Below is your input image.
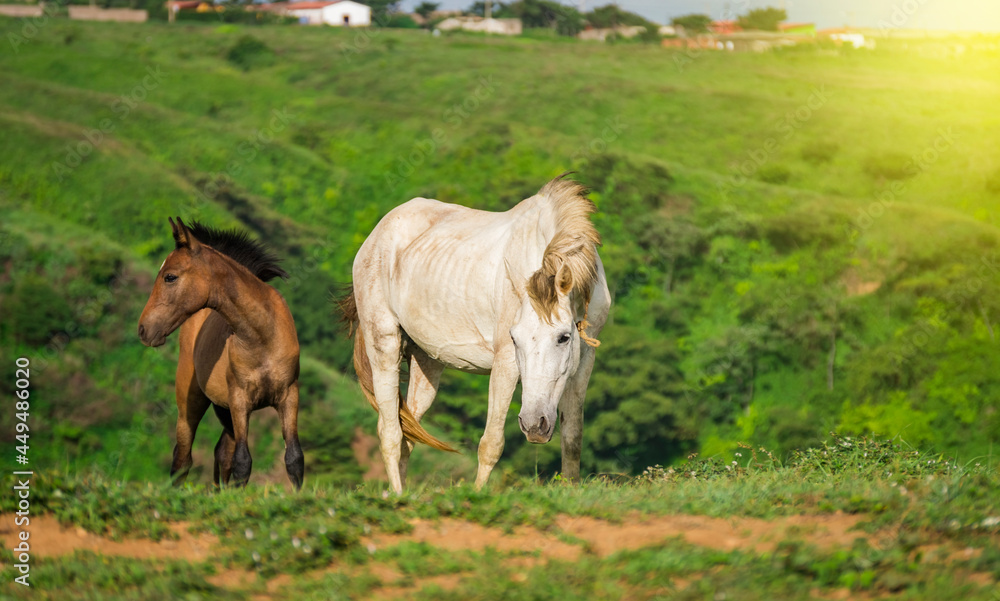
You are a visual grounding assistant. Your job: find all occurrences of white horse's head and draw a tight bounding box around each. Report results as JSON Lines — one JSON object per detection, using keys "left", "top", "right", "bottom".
{"left": 510, "top": 288, "right": 591, "bottom": 443}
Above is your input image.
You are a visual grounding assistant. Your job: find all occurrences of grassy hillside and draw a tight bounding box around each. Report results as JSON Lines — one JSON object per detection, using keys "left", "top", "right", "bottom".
{"left": 1, "top": 19, "right": 1000, "bottom": 486}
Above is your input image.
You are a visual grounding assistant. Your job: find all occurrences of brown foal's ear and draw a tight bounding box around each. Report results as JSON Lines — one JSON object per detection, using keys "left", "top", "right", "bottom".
{"left": 170, "top": 216, "right": 188, "bottom": 249}
{"left": 173, "top": 217, "right": 201, "bottom": 254}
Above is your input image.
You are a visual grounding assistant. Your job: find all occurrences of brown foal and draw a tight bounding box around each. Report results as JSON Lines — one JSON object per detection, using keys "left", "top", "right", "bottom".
{"left": 137, "top": 217, "right": 304, "bottom": 489}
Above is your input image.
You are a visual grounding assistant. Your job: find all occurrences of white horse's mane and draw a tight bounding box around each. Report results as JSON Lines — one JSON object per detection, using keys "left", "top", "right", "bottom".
{"left": 525, "top": 176, "right": 602, "bottom": 335}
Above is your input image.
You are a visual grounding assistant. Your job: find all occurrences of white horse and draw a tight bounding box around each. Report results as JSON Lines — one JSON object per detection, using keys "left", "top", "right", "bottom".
{"left": 340, "top": 175, "right": 611, "bottom": 493}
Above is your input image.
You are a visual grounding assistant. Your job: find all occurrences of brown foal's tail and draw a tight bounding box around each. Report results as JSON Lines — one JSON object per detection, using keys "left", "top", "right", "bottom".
{"left": 338, "top": 287, "right": 457, "bottom": 453}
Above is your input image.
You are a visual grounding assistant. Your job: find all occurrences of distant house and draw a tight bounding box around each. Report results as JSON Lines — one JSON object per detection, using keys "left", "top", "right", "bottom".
{"left": 819, "top": 28, "right": 870, "bottom": 49}
{"left": 166, "top": 0, "right": 214, "bottom": 22}
{"left": 779, "top": 22, "right": 816, "bottom": 36}
{"left": 436, "top": 16, "right": 522, "bottom": 35}
{"left": 709, "top": 20, "right": 741, "bottom": 35}
{"left": 286, "top": 0, "right": 371, "bottom": 26}
{"left": 578, "top": 25, "right": 647, "bottom": 42}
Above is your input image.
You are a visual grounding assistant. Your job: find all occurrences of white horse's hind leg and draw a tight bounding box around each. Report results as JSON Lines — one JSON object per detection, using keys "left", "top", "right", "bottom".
{"left": 475, "top": 347, "right": 519, "bottom": 489}
{"left": 399, "top": 347, "right": 443, "bottom": 486}
{"left": 365, "top": 324, "right": 405, "bottom": 494}
{"left": 559, "top": 344, "right": 596, "bottom": 481}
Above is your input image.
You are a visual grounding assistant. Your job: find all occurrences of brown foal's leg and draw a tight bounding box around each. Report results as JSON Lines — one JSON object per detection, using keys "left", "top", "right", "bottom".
{"left": 212, "top": 404, "right": 237, "bottom": 486}
{"left": 229, "top": 389, "right": 253, "bottom": 487}
{"left": 277, "top": 384, "right": 304, "bottom": 490}
{"left": 171, "top": 357, "right": 211, "bottom": 485}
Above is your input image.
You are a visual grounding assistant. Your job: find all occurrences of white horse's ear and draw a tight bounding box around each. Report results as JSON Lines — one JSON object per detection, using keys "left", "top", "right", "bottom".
{"left": 556, "top": 262, "right": 573, "bottom": 295}
{"left": 504, "top": 258, "right": 525, "bottom": 295}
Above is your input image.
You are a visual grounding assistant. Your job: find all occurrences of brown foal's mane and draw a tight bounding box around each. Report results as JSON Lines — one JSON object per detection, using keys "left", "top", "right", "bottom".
{"left": 187, "top": 222, "right": 289, "bottom": 282}
{"left": 525, "top": 175, "right": 601, "bottom": 330}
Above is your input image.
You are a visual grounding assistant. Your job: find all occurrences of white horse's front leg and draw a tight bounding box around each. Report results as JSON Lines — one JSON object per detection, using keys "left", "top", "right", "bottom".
{"left": 366, "top": 325, "right": 405, "bottom": 494}
{"left": 476, "top": 347, "right": 519, "bottom": 489}
{"left": 559, "top": 344, "right": 596, "bottom": 481}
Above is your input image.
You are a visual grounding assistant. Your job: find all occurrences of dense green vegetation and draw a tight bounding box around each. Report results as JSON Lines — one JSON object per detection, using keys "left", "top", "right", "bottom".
{"left": 1, "top": 18, "right": 999, "bottom": 491}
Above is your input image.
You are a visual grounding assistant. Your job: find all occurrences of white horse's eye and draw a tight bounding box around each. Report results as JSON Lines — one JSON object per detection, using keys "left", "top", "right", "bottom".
{"left": 557, "top": 333, "right": 571, "bottom": 345}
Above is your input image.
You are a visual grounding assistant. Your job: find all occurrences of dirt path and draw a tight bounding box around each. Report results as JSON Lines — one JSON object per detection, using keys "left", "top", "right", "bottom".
{"left": 2, "top": 511, "right": 990, "bottom": 599}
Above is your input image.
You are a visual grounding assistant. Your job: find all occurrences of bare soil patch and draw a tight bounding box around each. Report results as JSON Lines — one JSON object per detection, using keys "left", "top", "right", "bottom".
{"left": 0, "top": 514, "right": 217, "bottom": 561}
{"left": 556, "top": 511, "right": 869, "bottom": 556}
{"left": 366, "top": 517, "right": 581, "bottom": 560}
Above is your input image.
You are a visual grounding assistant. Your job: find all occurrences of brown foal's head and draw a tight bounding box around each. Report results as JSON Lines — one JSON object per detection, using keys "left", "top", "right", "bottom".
{"left": 137, "top": 217, "right": 214, "bottom": 347}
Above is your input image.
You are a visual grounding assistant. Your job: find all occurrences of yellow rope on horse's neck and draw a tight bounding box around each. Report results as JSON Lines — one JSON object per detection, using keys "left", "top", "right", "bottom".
{"left": 576, "top": 304, "right": 601, "bottom": 348}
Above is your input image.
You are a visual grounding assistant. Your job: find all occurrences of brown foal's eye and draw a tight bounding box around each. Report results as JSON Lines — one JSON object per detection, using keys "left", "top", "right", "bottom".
{"left": 164, "top": 274, "right": 178, "bottom": 283}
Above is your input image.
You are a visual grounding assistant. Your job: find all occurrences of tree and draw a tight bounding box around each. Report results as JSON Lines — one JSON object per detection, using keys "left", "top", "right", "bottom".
{"left": 737, "top": 7, "right": 786, "bottom": 31}
{"left": 358, "top": 0, "right": 401, "bottom": 21}
{"left": 414, "top": 1, "right": 439, "bottom": 19}
{"left": 671, "top": 13, "right": 711, "bottom": 33}
{"left": 585, "top": 4, "right": 651, "bottom": 29}
{"left": 466, "top": 1, "right": 514, "bottom": 18}
{"left": 509, "top": 0, "right": 583, "bottom": 36}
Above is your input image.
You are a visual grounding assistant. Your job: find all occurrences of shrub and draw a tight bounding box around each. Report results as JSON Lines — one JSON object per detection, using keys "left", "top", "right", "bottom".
{"left": 801, "top": 141, "right": 838, "bottom": 165}
{"left": 986, "top": 168, "right": 1000, "bottom": 195}
{"left": 226, "top": 35, "right": 275, "bottom": 71}
{"left": 757, "top": 163, "right": 791, "bottom": 184}
{"left": 863, "top": 152, "right": 914, "bottom": 181}
{"left": 4, "top": 274, "right": 74, "bottom": 347}
{"left": 385, "top": 14, "right": 418, "bottom": 28}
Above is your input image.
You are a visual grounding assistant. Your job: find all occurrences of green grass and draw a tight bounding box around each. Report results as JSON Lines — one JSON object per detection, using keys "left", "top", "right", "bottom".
{"left": 1, "top": 16, "right": 1000, "bottom": 487}
{"left": 2, "top": 437, "right": 998, "bottom": 599}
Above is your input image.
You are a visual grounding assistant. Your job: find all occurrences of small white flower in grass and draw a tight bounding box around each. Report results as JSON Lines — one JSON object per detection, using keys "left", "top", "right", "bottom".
{"left": 327, "top": 507, "right": 336, "bottom": 517}
{"left": 318, "top": 525, "right": 327, "bottom": 535}
{"left": 303, "top": 545, "right": 312, "bottom": 554}
{"left": 735, "top": 453, "right": 742, "bottom": 457}
{"left": 292, "top": 537, "right": 302, "bottom": 549}
{"left": 382, "top": 490, "right": 390, "bottom": 499}
{"left": 245, "top": 528, "right": 254, "bottom": 540}
{"left": 949, "top": 519, "right": 961, "bottom": 530}
{"left": 252, "top": 551, "right": 261, "bottom": 564}
{"left": 366, "top": 543, "right": 377, "bottom": 555}
{"left": 153, "top": 510, "right": 160, "bottom": 520}
{"left": 980, "top": 516, "right": 1000, "bottom": 528}
{"left": 732, "top": 461, "right": 737, "bottom": 466}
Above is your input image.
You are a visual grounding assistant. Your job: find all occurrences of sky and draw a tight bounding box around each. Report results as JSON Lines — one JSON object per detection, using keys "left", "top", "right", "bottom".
{"left": 399, "top": 0, "right": 1000, "bottom": 31}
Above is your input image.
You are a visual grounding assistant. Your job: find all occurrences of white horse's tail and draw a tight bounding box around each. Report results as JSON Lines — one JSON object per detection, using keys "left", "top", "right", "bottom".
{"left": 338, "top": 287, "right": 458, "bottom": 453}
